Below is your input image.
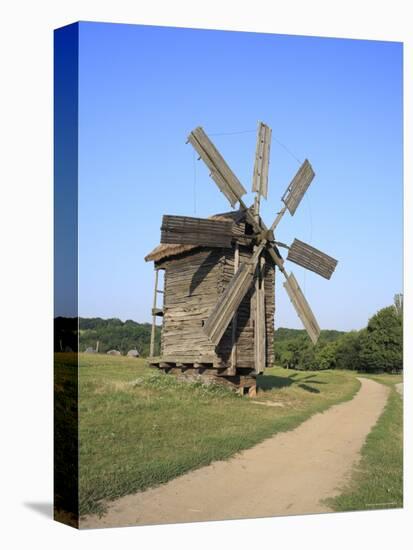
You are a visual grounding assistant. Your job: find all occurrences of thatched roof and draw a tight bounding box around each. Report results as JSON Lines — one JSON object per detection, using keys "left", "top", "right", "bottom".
{"left": 145, "top": 210, "right": 247, "bottom": 263}
{"left": 145, "top": 242, "right": 198, "bottom": 262}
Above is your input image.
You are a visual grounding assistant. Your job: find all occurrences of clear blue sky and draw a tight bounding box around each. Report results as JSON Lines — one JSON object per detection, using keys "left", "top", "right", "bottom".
{"left": 77, "top": 22, "right": 403, "bottom": 331}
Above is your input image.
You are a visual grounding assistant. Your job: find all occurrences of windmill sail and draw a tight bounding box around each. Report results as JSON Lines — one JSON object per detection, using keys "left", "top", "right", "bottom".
{"left": 203, "top": 262, "right": 254, "bottom": 345}
{"left": 161, "top": 215, "right": 233, "bottom": 248}
{"left": 188, "top": 127, "right": 247, "bottom": 207}
{"left": 283, "top": 272, "right": 320, "bottom": 344}
{"left": 252, "top": 122, "right": 272, "bottom": 199}
{"left": 287, "top": 239, "right": 338, "bottom": 279}
{"left": 282, "top": 159, "right": 315, "bottom": 215}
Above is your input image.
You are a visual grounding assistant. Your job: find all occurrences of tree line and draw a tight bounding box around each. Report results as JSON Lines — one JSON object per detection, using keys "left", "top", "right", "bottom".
{"left": 55, "top": 294, "right": 402, "bottom": 371}
{"left": 274, "top": 294, "right": 403, "bottom": 373}
{"left": 79, "top": 317, "right": 160, "bottom": 356}
{"left": 54, "top": 317, "right": 160, "bottom": 356}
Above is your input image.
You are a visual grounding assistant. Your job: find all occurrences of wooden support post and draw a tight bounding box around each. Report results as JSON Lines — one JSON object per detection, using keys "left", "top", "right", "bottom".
{"left": 254, "top": 256, "right": 266, "bottom": 374}
{"left": 270, "top": 205, "right": 287, "bottom": 232}
{"left": 150, "top": 268, "right": 159, "bottom": 358}
{"left": 248, "top": 384, "right": 257, "bottom": 398}
{"left": 253, "top": 193, "right": 261, "bottom": 224}
{"left": 230, "top": 242, "right": 239, "bottom": 375}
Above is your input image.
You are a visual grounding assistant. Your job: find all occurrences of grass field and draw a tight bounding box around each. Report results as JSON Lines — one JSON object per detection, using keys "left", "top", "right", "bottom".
{"left": 327, "top": 372, "right": 403, "bottom": 512}
{"left": 73, "top": 354, "right": 360, "bottom": 516}
{"left": 54, "top": 354, "right": 79, "bottom": 524}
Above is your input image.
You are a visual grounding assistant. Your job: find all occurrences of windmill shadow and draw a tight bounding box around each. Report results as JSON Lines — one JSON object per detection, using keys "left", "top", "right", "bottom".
{"left": 257, "top": 372, "right": 323, "bottom": 393}
{"left": 297, "top": 374, "right": 327, "bottom": 385}
{"left": 258, "top": 375, "right": 294, "bottom": 391}
{"left": 297, "top": 383, "right": 320, "bottom": 393}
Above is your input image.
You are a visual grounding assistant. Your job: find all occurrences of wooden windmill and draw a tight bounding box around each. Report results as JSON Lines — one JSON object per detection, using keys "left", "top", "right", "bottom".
{"left": 145, "top": 123, "right": 338, "bottom": 395}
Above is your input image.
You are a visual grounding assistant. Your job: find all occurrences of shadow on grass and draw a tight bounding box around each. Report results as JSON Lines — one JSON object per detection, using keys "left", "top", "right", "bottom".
{"left": 257, "top": 372, "right": 324, "bottom": 393}
{"left": 257, "top": 375, "right": 294, "bottom": 391}
{"left": 298, "top": 383, "right": 320, "bottom": 393}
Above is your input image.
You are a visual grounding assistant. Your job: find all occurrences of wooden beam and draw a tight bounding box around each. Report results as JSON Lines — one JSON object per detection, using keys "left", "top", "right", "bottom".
{"left": 149, "top": 354, "right": 218, "bottom": 366}
{"left": 229, "top": 243, "right": 240, "bottom": 375}
{"left": 252, "top": 122, "right": 272, "bottom": 199}
{"left": 254, "top": 255, "right": 266, "bottom": 374}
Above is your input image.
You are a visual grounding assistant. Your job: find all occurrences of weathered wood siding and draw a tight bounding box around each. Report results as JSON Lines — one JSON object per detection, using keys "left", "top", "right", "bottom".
{"left": 218, "top": 247, "right": 275, "bottom": 371}
{"left": 263, "top": 251, "right": 275, "bottom": 368}
{"left": 216, "top": 247, "right": 255, "bottom": 370}
{"left": 156, "top": 242, "right": 275, "bottom": 371}
{"left": 157, "top": 248, "right": 224, "bottom": 360}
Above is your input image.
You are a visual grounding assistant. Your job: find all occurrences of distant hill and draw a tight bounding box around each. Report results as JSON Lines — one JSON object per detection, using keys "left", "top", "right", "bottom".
{"left": 79, "top": 317, "right": 161, "bottom": 356}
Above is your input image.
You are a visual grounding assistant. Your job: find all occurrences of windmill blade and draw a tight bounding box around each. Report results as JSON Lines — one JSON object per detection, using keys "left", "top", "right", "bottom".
{"left": 161, "top": 215, "right": 233, "bottom": 248}
{"left": 203, "top": 262, "right": 254, "bottom": 345}
{"left": 282, "top": 159, "right": 315, "bottom": 216}
{"left": 252, "top": 122, "right": 272, "bottom": 199}
{"left": 287, "top": 239, "right": 338, "bottom": 280}
{"left": 187, "top": 127, "right": 247, "bottom": 207}
{"left": 283, "top": 272, "right": 320, "bottom": 344}
{"left": 254, "top": 259, "right": 266, "bottom": 374}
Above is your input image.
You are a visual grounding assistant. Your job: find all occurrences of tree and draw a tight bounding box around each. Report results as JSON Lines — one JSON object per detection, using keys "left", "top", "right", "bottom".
{"left": 394, "top": 293, "right": 403, "bottom": 319}
{"left": 280, "top": 338, "right": 303, "bottom": 369}
{"left": 334, "top": 331, "right": 361, "bottom": 371}
{"left": 358, "top": 306, "right": 403, "bottom": 373}
{"left": 315, "top": 341, "right": 338, "bottom": 370}
{"left": 277, "top": 336, "right": 317, "bottom": 370}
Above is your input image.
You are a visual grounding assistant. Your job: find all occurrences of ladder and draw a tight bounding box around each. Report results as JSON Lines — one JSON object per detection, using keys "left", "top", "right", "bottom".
{"left": 149, "top": 268, "right": 164, "bottom": 357}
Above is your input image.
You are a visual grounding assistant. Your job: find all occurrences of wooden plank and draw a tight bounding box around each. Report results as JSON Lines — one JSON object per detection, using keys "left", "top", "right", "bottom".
{"left": 160, "top": 248, "right": 222, "bottom": 357}
{"left": 287, "top": 238, "right": 338, "bottom": 279}
{"left": 203, "top": 262, "right": 254, "bottom": 345}
{"left": 161, "top": 215, "right": 233, "bottom": 248}
{"left": 283, "top": 272, "right": 320, "bottom": 344}
{"left": 229, "top": 243, "right": 240, "bottom": 374}
{"left": 150, "top": 354, "right": 217, "bottom": 365}
{"left": 282, "top": 159, "right": 315, "bottom": 216}
{"left": 187, "top": 127, "right": 247, "bottom": 207}
{"left": 252, "top": 122, "right": 272, "bottom": 199}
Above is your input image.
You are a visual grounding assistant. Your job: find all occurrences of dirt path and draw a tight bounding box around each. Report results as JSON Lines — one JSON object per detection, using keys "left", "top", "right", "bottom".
{"left": 82, "top": 378, "right": 389, "bottom": 529}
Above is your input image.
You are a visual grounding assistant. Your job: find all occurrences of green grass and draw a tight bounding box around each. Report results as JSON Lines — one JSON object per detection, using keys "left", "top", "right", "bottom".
{"left": 327, "top": 372, "right": 403, "bottom": 512}
{"left": 358, "top": 372, "right": 403, "bottom": 388}
{"left": 54, "top": 353, "right": 79, "bottom": 525}
{"left": 69, "top": 355, "right": 360, "bottom": 516}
